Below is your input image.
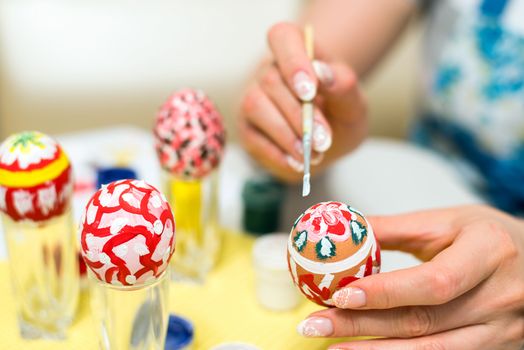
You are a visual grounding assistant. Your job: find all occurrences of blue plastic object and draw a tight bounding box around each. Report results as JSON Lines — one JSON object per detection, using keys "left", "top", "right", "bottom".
{"left": 96, "top": 167, "right": 137, "bottom": 188}
{"left": 165, "top": 314, "right": 194, "bottom": 350}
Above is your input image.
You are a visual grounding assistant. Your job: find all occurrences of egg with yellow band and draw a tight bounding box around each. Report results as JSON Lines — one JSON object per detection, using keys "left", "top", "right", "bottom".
{"left": 0, "top": 131, "right": 73, "bottom": 222}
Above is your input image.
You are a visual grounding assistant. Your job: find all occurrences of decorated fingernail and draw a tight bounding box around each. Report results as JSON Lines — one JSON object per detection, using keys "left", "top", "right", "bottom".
{"left": 333, "top": 287, "right": 367, "bottom": 309}
{"left": 313, "top": 121, "right": 332, "bottom": 152}
{"left": 294, "top": 139, "right": 303, "bottom": 155}
{"left": 311, "top": 152, "right": 324, "bottom": 166}
{"left": 293, "top": 70, "right": 316, "bottom": 102}
{"left": 313, "top": 60, "right": 334, "bottom": 87}
{"left": 286, "top": 155, "right": 304, "bottom": 173}
{"left": 297, "top": 317, "right": 334, "bottom": 337}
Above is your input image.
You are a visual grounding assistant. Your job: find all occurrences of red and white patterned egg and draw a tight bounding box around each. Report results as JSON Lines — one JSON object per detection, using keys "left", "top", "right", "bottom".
{"left": 287, "top": 201, "right": 380, "bottom": 307}
{"left": 154, "top": 88, "right": 226, "bottom": 180}
{"left": 79, "top": 179, "right": 175, "bottom": 287}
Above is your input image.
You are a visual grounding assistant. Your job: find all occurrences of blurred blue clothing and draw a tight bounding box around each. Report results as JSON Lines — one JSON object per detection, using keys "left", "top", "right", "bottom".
{"left": 414, "top": 0, "right": 524, "bottom": 214}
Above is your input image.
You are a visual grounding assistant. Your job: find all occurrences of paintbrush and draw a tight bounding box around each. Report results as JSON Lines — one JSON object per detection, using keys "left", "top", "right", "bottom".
{"left": 302, "top": 24, "right": 314, "bottom": 197}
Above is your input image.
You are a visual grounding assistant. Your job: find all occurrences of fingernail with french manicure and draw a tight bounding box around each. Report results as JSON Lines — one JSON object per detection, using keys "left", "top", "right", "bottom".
{"left": 294, "top": 140, "right": 303, "bottom": 155}
{"left": 313, "top": 60, "right": 334, "bottom": 87}
{"left": 297, "top": 317, "right": 334, "bottom": 337}
{"left": 286, "top": 155, "right": 304, "bottom": 173}
{"left": 311, "top": 152, "right": 324, "bottom": 166}
{"left": 313, "top": 121, "right": 332, "bottom": 152}
{"left": 293, "top": 70, "right": 316, "bottom": 101}
{"left": 333, "top": 287, "right": 367, "bottom": 309}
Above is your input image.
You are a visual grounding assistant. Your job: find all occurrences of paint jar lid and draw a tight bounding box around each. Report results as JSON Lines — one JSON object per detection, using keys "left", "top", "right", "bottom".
{"left": 253, "top": 233, "right": 289, "bottom": 270}
{"left": 242, "top": 176, "right": 284, "bottom": 235}
{"left": 210, "top": 342, "right": 261, "bottom": 350}
{"left": 96, "top": 167, "right": 137, "bottom": 188}
{"left": 165, "top": 314, "right": 194, "bottom": 349}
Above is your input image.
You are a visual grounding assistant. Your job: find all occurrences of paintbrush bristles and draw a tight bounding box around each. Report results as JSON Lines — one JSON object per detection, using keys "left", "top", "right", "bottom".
{"left": 302, "top": 174, "right": 311, "bottom": 197}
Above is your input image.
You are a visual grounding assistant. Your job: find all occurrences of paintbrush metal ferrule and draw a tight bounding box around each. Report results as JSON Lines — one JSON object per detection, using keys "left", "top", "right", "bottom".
{"left": 302, "top": 102, "right": 314, "bottom": 197}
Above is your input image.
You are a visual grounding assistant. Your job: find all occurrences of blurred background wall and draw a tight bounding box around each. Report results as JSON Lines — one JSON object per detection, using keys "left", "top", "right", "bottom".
{"left": 0, "top": 0, "right": 421, "bottom": 140}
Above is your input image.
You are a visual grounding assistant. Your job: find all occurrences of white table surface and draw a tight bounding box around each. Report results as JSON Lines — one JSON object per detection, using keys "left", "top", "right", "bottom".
{"left": 0, "top": 126, "right": 482, "bottom": 272}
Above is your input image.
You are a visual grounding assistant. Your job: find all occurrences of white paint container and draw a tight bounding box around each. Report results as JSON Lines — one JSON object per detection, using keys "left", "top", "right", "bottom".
{"left": 252, "top": 233, "right": 301, "bottom": 311}
{"left": 210, "top": 342, "right": 261, "bottom": 350}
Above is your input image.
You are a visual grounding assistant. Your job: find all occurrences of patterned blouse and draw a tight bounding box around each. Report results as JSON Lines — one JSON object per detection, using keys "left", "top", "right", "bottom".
{"left": 412, "top": 0, "right": 524, "bottom": 214}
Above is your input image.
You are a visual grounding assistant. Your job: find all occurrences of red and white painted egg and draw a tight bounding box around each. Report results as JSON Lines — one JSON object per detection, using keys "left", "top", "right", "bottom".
{"left": 0, "top": 131, "right": 73, "bottom": 222}
{"left": 287, "top": 201, "right": 380, "bottom": 307}
{"left": 154, "top": 88, "right": 226, "bottom": 180}
{"left": 79, "top": 179, "right": 176, "bottom": 287}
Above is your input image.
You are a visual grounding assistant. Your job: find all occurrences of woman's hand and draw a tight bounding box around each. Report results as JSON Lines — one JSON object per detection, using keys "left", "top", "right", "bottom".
{"left": 238, "top": 22, "right": 367, "bottom": 182}
{"left": 297, "top": 205, "right": 524, "bottom": 349}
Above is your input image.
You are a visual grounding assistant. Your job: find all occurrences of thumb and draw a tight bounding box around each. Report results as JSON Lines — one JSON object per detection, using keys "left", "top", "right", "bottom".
{"left": 367, "top": 207, "right": 461, "bottom": 259}
{"left": 313, "top": 60, "right": 365, "bottom": 125}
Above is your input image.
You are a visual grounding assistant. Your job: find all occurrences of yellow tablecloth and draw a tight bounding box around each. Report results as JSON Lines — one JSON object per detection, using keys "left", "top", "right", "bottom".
{"left": 0, "top": 231, "right": 347, "bottom": 350}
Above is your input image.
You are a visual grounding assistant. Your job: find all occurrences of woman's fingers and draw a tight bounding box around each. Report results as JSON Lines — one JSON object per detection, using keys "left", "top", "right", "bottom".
{"left": 241, "top": 85, "right": 302, "bottom": 162}
{"left": 267, "top": 22, "right": 317, "bottom": 102}
{"left": 332, "top": 222, "right": 502, "bottom": 310}
{"left": 238, "top": 119, "right": 286, "bottom": 168}
{"left": 311, "top": 61, "right": 367, "bottom": 158}
{"left": 299, "top": 308, "right": 445, "bottom": 339}
{"left": 318, "top": 62, "right": 365, "bottom": 125}
{"left": 367, "top": 207, "right": 467, "bottom": 258}
{"left": 260, "top": 64, "right": 333, "bottom": 157}
{"left": 312, "top": 112, "right": 332, "bottom": 153}
{"left": 300, "top": 289, "right": 490, "bottom": 339}
{"left": 292, "top": 206, "right": 523, "bottom": 350}
{"left": 313, "top": 60, "right": 335, "bottom": 87}
{"left": 260, "top": 65, "right": 304, "bottom": 137}
{"left": 328, "top": 324, "right": 495, "bottom": 350}
{"left": 238, "top": 119, "right": 300, "bottom": 181}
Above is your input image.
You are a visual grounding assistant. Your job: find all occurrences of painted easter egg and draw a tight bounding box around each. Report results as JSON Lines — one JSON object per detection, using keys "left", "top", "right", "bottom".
{"left": 79, "top": 179, "right": 176, "bottom": 287}
{"left": 154, "top": 88, "right": 226, "bottom": 180}
{"left": 0, "top": 131, "right": 73, "bottom": 222}
{"left": 287, "top": 201, "right": 380, "bottom": 307}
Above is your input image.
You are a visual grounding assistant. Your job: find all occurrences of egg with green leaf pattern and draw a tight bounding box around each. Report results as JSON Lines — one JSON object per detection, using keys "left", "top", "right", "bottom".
{"left": 287, "top": 201, "right": 380, "bottom": 307}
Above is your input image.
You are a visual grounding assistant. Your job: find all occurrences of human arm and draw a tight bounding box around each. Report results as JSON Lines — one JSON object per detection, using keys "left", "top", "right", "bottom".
{"left": 238, "top": 0, "right": 416, "bottom": 182}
